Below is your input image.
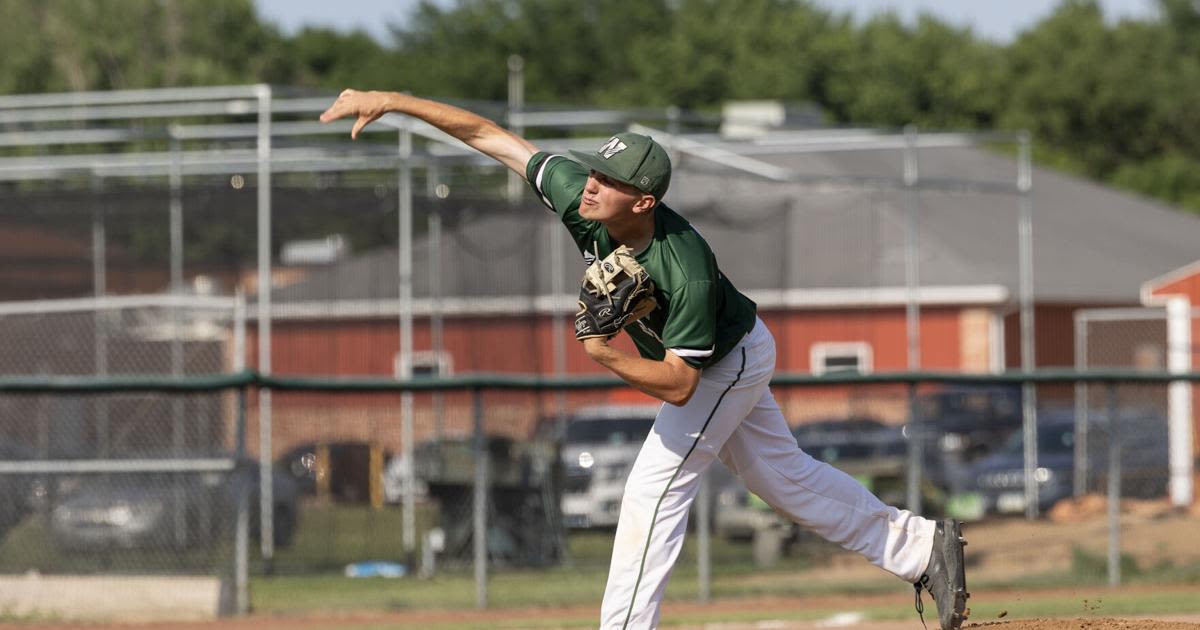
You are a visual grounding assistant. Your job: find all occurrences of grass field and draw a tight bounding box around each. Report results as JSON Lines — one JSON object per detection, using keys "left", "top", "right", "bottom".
{"left": 242, "top": 504, "right": 1200, "bottom": 630}
{"left": 247, "top": 559, "right": 1200, "bottom": 617}
{"left": 248, "top": 504, "right": 1200, "bottom": 613}
{"left": 4, "top": 503, "right": 1199, "bottom": 628}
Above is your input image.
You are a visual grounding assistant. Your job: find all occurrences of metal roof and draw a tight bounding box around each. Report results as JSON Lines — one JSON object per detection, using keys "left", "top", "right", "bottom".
{"left": 268, "top": 143, "right": 1200, "bottom": 309}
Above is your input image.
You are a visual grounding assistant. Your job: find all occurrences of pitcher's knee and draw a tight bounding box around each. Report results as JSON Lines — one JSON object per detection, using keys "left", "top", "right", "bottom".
{"left": 622, "top": 476, "right": 663, "bottom": 507}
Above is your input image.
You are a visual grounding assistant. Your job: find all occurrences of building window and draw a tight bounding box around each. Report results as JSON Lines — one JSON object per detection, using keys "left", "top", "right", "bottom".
{"left": 1132, "top": 342, "right": 1164, "bottom": 370}
{"left": 810, "top": 342, "right": 872, "bottom": 376}
{"left": 394, "top": 350, "right": 454, "bottom": 379}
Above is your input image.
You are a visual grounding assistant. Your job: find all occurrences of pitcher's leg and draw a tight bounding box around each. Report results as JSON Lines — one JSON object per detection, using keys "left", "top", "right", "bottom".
{"left": 598, "top": 426, "right": 706, "bottom": 630}
{"left": 717, "top": 390, "right": 936, "bottom": 582}
{"left": 600, "top": 347, "right": 768, "bottom": 629}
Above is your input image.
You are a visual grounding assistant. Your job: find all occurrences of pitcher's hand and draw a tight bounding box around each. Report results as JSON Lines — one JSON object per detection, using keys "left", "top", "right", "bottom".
{"left": 319, "top": 89, "right": 387, "bottom": 139}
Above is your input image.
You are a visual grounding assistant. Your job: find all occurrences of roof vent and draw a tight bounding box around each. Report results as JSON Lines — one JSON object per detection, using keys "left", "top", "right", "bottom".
{"left": 281, "top": 234, "right": 347, "bottom": 266}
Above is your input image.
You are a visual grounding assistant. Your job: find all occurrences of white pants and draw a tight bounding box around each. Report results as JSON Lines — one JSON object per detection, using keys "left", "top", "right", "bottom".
{"left": 598, "top": 318, "right": 936, "bottom": 630}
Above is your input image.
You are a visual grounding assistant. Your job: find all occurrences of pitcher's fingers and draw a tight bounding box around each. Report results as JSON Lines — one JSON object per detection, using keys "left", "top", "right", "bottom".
{"left": 319, "top": 90, "right": 361, "bottom": 123}
{"left": 351, "top": 114, "right": 380, "bottom": 140}
{"left": 319, "top": 102, "right": 348, "bottom": 123}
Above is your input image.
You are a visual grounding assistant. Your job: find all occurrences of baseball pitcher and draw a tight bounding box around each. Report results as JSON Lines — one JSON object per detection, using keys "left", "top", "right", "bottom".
{"left": 320, "top": 90, "right": 969, "bottom": 630}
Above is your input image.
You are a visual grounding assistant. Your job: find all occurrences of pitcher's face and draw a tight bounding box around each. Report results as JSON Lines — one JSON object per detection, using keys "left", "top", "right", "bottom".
{"left": 579, "top": 170, "right": 648, "bottom": 223}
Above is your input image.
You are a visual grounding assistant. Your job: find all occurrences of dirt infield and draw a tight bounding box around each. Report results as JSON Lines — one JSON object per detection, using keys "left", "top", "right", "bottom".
{"left": 669, "top": 614, "right": 1200, "bottom": 629}
{"left": 24, "top": 591, "right": 1200, "bottom": 630}
{"left": 963, "top": 620, "right": 1200, "bottom": 630}
{"left": 680, "top": 618, "right": 1200, "bottom": 629}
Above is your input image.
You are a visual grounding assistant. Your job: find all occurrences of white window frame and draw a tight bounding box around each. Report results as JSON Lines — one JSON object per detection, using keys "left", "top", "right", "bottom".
{"left": 394, "top": 350, "right": 454, "bottom": 379}
{"left": 810, "top": 341, "right": 873, "bottom": 376}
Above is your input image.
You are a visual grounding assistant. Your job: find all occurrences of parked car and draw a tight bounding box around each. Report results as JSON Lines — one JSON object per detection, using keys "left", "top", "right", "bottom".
{"left": 277, "top": 441, "right": 391, "bottom": 503}
{"left": 916, "top": 385, "right": 1023, "bottom": 446}
{"left": 964, "top": 408, "right": 1170, "bottom": 515}
{"left": 50, "top": 458, "right": 300, "bottom": 551}
{"left": 0, "top": 440, "right": 36, "bottom": 543}
{"left": 401, "top": 433, "right": 565, "bottom": 568}
{"left": 916, "top": 385, "right": 1022, "bottom": 460}
{"left": 795, "top": 418, "right": 911, "bottom": 506}
{"left": 548, "top": 406, "right": 657, "bottom": 529}
{"left": 911, "top": 385, "right": 1027, "bottom": 497}
{"left": 714, "top": 417, "right": 914, "bottom": 562}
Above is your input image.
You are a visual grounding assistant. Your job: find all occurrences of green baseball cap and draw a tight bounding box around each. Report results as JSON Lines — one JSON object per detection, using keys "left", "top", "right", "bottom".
{"left": 569, "top": 132, "right": 672, "bottom": 203}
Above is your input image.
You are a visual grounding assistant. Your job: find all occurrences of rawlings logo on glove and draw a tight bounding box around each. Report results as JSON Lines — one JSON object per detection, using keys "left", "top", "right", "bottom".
{"left": 575, "top": 245, "right": 657, "bottom": 341}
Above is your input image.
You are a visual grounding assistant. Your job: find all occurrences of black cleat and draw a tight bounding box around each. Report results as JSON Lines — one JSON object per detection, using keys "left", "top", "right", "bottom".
{"left": 913, "top": 518, "right": 969, "bottom": 630}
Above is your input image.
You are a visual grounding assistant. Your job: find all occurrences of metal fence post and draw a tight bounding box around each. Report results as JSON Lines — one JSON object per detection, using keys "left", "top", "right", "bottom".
{"left": 91, "top": 178, "right": 110, "bottom": 458}
{"left": 903, "top": 125, "right": 921, "bottom": 372}
{"left": 1073, "top": 312, "right": 1089, "bottom": 497}
{"left": 429, "top": 198, "right": 446, "bottom": 447}
{"left": 234, "top": 474, "right": 250, "bottom": 615}
{"left": 1106, "top": 382, "right": 1122, "bottom": 587}
{"left": 905, "top": 382, "right": 924, "bottom": 515}
{"left": 234, "top": 386, "right": 249, "bottom": 615}
{"left": 398, "top": 120, "right": 416, "bottom": 559}
{"left": 506, "top": 54, "right": 525, "bottom": 202}
{"left": 1017, "top": 131, "right": 1039, "bottom": 520}
{"left": 473, "top": 386, "right": 489, "bottom": 609}
{"left": 254, "top": 83, "right": 275, "bottom": 573}
{"left": 170, "top": 136, "right": 187, "bottom": 547}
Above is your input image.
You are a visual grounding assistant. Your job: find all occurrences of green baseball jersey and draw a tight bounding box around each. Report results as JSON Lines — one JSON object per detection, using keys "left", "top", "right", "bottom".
{"left": 527, "top": 152, "right": 757, "bottom": 369}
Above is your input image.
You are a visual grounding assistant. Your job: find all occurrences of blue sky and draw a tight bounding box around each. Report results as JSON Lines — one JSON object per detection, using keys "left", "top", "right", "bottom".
{"left": 255, "top": 0, "right": 1158, "bottom": 44}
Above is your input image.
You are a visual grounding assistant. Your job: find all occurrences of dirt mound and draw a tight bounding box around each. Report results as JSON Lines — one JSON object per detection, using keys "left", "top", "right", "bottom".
{"left": 1047, "top": 494, "right": 1178, "bottom": 524}
{"left": 791, "top": 510, "right": 1200, "bottom": 584}
{"left": 967, "top": 619, "right": 1200, "bottom": 629}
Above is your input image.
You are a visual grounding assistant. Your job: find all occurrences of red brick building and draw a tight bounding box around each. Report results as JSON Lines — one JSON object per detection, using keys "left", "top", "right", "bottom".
{"left": 244, "top": 144, "right": 1200, "bottom": 468}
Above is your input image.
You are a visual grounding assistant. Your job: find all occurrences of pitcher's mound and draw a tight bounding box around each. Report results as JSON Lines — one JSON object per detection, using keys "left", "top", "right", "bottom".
{"left": 966, "top": 619, "right": 1200, "bottom": 629}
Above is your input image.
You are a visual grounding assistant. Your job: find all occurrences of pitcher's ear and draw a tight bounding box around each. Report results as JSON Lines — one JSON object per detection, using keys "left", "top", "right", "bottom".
{"left": 633, "top": 193, "right": 658, "bottom": 214}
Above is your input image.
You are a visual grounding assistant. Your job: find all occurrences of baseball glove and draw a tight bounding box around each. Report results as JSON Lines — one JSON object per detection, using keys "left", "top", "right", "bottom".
{"left": 575, "top": 245, "right": 658, "bottom": 340}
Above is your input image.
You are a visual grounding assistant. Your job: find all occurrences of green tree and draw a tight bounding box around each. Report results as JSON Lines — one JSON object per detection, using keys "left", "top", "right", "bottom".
{"left": 286, "top": 27, "right": 399, "bottom": 90}
{"left": 823, "top": 13, "right": 1004, "bottom": 128}
{"left": 617, "top": 0, "right": 846, "bottom": 108}
{"left": 1158, "top": 0, "right": 1200, "bottom": 54}
{"left": 1000, "top": 1, "right": 1190, "bottom": 174}
{"left": 1112, "top": 153, "right": 1200, "bottom": 212}
{"left": 3, "top": 0, "right": 1200, "bottom": 216}
{"left": 0, "top": 0, "right": 294, "bottom": 93}
{"left": 390, "top": 0, "right": 674, "bottom": 105}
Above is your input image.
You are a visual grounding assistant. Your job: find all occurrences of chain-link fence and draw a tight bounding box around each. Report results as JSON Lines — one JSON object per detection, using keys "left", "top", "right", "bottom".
{"left": 0, "top": 295, "right": 248, "bottom": 618}
{"left": 1075, "top": 305, "right": 1198, "bottom": 512}
{"left": 1, "top": 371, "right": 1196, "bottom": 619}
{"left": 2, "top": 86, "right": 1198, "bottom": 621}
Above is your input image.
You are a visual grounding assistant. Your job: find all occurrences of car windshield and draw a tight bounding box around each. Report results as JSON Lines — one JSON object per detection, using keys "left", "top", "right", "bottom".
{"left": 919, "top": 388, "right": 1020, "bottom": 418}
{"left": 565, "top": 418, "right": 652, "bottom": 445}
{"left": 793, "top": 425, "right": 904, "bottom": 461}
{"left": 999, "top": 423, "right": 1075, "bottom": 456}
